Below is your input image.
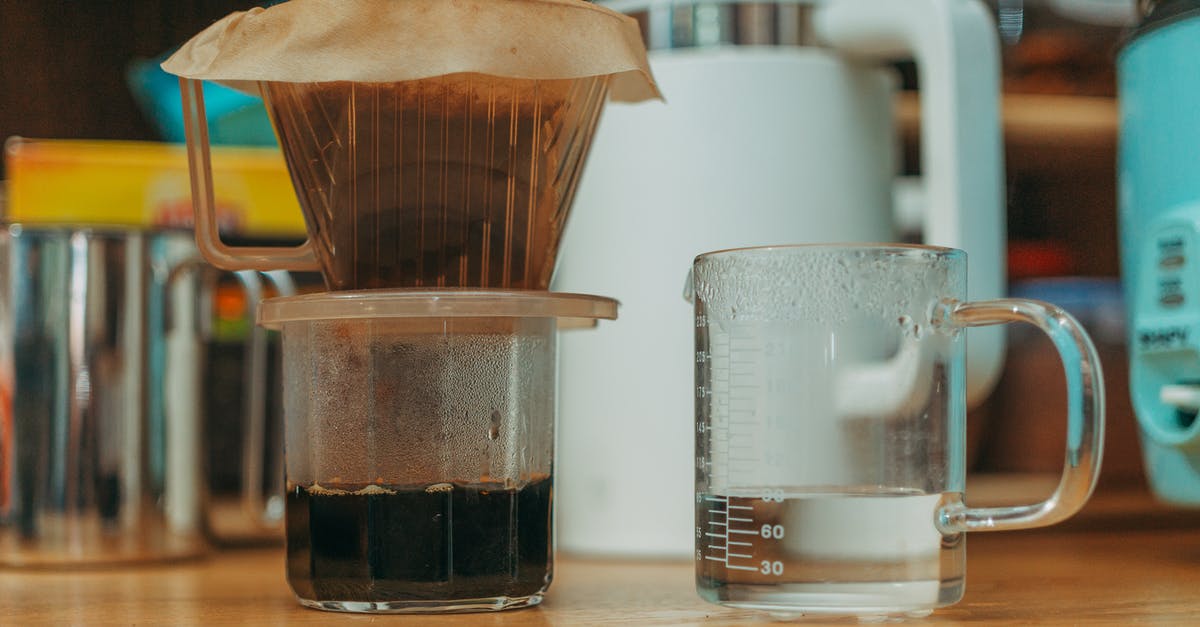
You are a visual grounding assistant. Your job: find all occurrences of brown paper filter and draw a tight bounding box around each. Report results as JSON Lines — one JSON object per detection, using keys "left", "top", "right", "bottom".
{"left": 163, "top": 0, "right": 658, "bottom": 290}
{"left": 161, "top": 0, "right": 660, "bottom": 102}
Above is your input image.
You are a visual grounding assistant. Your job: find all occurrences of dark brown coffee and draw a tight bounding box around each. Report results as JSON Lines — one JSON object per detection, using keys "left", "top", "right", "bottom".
{"left": 285, "top": 476, "right": 552, "bottom": 604}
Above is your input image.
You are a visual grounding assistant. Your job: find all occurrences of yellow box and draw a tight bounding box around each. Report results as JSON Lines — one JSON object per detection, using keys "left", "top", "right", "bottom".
{"left": 5, "top": 138, "right": 306, "bottom": 238}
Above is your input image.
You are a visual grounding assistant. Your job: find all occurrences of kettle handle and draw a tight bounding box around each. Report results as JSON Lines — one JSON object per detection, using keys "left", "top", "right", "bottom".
{"left": 813, "top": 0, "right": 1007, "bottom": 407}
{"left": 179, "top": 78, "right": 320, "bottom": 272}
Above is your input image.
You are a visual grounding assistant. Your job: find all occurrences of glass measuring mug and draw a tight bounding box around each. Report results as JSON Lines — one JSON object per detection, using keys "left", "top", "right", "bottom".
{"left": 690, "top": 244, "right": 1104, "bottom": 618}
{"left": 258, "top": 289, "right": 615, "bottom": 613}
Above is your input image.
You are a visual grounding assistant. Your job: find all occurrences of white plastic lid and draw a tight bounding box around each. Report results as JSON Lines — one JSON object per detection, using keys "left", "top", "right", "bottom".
{"left": 258, "top": 289, "right": 618, "bottom": 329}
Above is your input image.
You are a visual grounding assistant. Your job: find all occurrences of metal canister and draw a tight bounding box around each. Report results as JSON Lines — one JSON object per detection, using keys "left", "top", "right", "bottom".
{"left": 0, "top": 225, "right": 209, "bottom": 565}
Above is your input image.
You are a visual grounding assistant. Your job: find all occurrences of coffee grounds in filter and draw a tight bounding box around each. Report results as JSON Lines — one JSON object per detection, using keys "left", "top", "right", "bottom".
{"left": 265, "top": 75, "right": 606, "bottom": 290}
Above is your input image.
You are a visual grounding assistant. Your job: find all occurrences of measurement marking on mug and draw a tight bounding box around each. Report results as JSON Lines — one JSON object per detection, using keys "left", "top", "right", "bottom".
{"left": 728, "top": 516, "right": 752, "bottom": 522}
{"left": 704, "top": 496, "right": 728, "bottom": 503}
{"left": 728, "top": 504, "right": 753, "bottom": 510}
{"left": 703, "top": 551, "right": 759, "bottom": 570}
{"left": 728, "top": 540, "right": 752, "bottom": 546}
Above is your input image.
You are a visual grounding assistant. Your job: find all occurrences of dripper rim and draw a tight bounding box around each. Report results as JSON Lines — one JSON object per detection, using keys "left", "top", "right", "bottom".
{"left": 258, "top": 288, "right": 618, "bottom": 328}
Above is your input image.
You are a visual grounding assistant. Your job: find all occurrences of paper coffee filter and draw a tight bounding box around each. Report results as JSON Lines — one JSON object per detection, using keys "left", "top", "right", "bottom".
{"left": 161, "top": 0, "right": 660, "bottom": 102}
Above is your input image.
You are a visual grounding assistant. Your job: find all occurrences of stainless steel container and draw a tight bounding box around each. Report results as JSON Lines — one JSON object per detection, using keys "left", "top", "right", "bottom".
{"left": 0, "top": 225, "right": 209, "bottom": 565}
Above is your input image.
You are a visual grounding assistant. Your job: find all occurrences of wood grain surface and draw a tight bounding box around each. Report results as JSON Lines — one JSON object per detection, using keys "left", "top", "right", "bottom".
{"left": 2, "top": 500, "right": 1200, "bottom": 626}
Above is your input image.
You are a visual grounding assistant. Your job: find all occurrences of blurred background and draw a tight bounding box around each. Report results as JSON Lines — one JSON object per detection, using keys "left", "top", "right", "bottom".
{"left": 0, "top": 2, "right": 258, "bottom": 174}
{"left": 0, "top": 0, "right": 1179, "bottom": 548}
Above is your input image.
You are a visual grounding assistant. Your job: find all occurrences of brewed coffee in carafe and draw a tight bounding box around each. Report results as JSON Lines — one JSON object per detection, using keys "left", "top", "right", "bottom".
{"left": 264, "top": 75, "right": 608, "bottom": 290}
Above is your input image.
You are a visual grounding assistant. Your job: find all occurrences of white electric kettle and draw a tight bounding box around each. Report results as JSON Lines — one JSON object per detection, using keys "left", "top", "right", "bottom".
{"left": 553, "top": 0, "right": 1006, "bottom": 557}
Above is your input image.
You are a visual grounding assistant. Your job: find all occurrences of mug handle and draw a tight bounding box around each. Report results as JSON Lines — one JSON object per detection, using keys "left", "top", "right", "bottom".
{"left": 236, "top": 270, "right": 296, "bottom": 530}
{"left": 180, "top": 78, "right": 320, "bottom": 272}
{"left": 160, "top": 255, "right": 212, "bottom": 535}
{"left": 935, "top": 298, "right": 1106, "bottom": 533}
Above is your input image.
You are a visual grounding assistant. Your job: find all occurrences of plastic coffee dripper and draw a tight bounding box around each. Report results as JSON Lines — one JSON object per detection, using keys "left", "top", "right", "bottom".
{"left": 182, "top": 75, "right": 610, "bottom": 290}
{"left": 164, "top": 0, "right": 659, "bottom": 290}
{"left": 164, "top": 0, "right": 657, "bottom": 613}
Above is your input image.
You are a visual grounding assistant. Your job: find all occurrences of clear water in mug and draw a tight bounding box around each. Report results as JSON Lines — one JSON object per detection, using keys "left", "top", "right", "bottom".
{"left": 695, "top": 489, "right": 965, "bottom": 618}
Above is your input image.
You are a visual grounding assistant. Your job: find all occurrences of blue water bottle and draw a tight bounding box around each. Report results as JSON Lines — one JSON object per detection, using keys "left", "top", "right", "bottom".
{"left": 1119, "top": 0, "right": 1200, "bottom": 504}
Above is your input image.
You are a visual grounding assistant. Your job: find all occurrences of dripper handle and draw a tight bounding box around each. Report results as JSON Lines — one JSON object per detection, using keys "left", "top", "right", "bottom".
{"left": 180, "top": 78, "right": 320, "bottom": 272}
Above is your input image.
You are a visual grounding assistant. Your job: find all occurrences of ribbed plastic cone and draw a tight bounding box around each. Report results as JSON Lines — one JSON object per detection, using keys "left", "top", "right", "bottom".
{"left": 262, "top": 75, "right": 610, "bottom": 290}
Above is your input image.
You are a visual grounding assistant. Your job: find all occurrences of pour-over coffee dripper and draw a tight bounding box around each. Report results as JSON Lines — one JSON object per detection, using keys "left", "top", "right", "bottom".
{"left": 177, "top": 74, "right": 618, "bottom": 611}
{"left": 164, "top": 0, "right": 658, "bottom": 613}
{"left": 182, "top": 74, "right": 610, "bottom": 290}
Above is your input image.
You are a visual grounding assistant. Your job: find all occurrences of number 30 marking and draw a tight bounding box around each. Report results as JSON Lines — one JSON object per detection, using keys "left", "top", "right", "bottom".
{"left": 760, "top": 560, "right": 784, "bottom": 576}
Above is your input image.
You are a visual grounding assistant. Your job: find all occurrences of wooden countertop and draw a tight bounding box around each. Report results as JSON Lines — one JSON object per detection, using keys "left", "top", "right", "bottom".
{"left": 3, "top": 486, "right": 1200, "bottom": 625}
